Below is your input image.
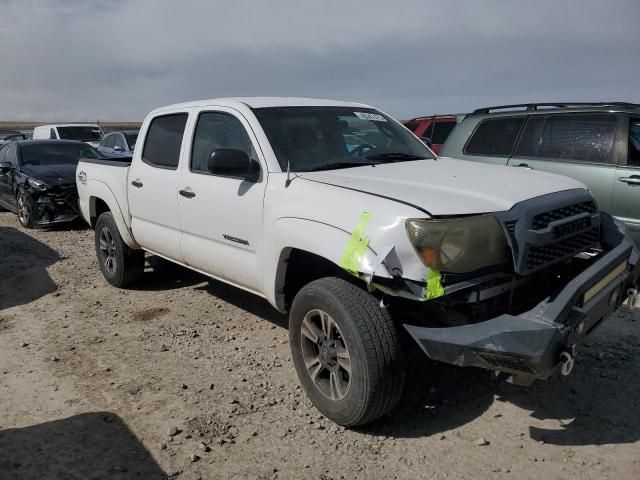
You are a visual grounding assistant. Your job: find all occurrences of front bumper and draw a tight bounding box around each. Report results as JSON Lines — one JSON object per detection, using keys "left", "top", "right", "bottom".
{"left": 404, "top": 215, "right": 640, "bottom": 382}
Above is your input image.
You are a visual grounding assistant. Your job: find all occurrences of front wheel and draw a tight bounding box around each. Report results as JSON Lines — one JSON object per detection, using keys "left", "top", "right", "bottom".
{"left": 289, "top": 277, "right": 405, "bottom": 426}
{"left": 95, "top": 212, "right": 144, "bottom": 287}
{"left": 16, "top": 191, "right": 35, "bottom": 228}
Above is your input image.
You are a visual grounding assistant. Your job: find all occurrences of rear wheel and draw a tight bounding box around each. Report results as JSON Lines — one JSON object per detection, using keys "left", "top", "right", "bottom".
{"left": 289, "top": 277, "right": 405, "bottom": 426}
{"left": 16, "top": 191, "right": 34, "bottom": 228}
{"left": 95, "top": 212, "right": 144, "bottom": 287}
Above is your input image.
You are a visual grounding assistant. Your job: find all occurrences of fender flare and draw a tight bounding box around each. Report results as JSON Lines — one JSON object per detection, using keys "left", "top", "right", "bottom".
{"left": 263, "top": 217, "right": 387, "bottom": 311}
{"left": 87, "top": 180, "right": 139, "bottom": 249}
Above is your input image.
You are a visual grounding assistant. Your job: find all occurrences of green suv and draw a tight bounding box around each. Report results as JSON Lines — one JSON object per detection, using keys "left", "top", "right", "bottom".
{"left": 440, "top": 102, "right": 640, "bottom": 245}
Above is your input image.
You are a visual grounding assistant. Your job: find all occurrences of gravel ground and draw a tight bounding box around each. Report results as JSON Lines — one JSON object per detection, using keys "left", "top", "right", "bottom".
{"left": 1, "top": 211, "right": 639, "bottom": 480}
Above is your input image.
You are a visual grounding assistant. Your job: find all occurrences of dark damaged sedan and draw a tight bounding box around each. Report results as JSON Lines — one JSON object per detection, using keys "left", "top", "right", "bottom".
{"left": 0, "top": 140, "right": 103, "bottom": 228}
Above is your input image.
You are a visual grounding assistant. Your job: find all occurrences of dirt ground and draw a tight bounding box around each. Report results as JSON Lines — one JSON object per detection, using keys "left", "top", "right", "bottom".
{"left": 0, "top": 211, "right": 639, "bottom": 480}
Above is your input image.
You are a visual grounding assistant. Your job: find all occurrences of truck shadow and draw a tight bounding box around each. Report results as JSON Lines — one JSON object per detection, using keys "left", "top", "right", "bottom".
{"left": 495, "top": 307, "right": 640, "bottom": 447}
{"left": 130, "top": 255, "right": 209, "bottom": 292}
{"left": 360, "top": 309, "right": 640, "bottom": 447}
{"left": 355, "top": 342, "right": 496, "bottom": 439}
{"left": 0, "top": 226, "right": 60, "bottom": 311}
{"left": 0, "top": 412, "right": 167, "bottom": 479}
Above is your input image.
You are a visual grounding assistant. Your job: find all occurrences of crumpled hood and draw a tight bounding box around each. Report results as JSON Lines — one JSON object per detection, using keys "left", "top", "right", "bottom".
{"left": 20, "top": 163, "right": 77, "bottom": 186}
{"left": 297, "top": 158, "right": 587, "bottom": 215}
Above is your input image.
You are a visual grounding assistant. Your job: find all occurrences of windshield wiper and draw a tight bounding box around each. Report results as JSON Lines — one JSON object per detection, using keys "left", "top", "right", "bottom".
{"left": 365, "top": 152, "right": 427, "bottom": 162}
{"left": 305, "top": 161, "right": 376, "bottom": 172}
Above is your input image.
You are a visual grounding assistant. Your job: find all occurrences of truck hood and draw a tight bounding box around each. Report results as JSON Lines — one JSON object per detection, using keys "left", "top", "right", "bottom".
{"left": 297, "top": 158, "right": 587, "bottom": 216}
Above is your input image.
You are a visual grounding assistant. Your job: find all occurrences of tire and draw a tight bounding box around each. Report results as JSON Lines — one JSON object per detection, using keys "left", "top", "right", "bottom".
{"left": 289, "top": 277, "right": 405, "bottom": 426}
{"left": 16, "top": 190, "right": 35, "bottom": 228}
{"left": 94, "top": 212, "right": 144, "bottom": 287}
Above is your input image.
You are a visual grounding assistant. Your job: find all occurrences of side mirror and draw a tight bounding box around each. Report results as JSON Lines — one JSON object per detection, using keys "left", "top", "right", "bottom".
{"left": 113, "top": 145, "right": 123, "bottom": 152}
{"left": 421, "top": 137, "right": 433, "bottom": 148}
{"left": 207, "top": 148, "right": 260, "bottom": 182}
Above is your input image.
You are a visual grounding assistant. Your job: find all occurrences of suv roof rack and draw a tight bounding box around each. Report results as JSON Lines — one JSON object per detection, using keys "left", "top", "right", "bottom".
{"left": 472, "top": 102, "right": 640, "bottom": 115}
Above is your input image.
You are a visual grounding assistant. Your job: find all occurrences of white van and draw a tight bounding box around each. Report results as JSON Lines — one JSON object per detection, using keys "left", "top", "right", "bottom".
{"left": 32, "top": 124, "right": 104, "bottom": 147}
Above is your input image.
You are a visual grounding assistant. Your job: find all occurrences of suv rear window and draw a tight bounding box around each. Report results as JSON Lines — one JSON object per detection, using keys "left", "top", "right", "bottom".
{"left": 464, "top": 117, "right": 525, "bottom": 156}
{"left": 142, "top": 114, "right": 188, "bottom": 169}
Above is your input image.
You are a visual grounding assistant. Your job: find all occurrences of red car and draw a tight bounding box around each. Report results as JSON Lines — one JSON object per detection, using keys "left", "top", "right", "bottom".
{"left": 403, "top": 115, "right": 461, "bottom": 154}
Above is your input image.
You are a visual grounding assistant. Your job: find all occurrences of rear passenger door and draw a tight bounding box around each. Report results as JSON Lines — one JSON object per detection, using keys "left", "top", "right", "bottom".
{"left": 611, "top": 117, "right": 640, "bottom": 243}
{"left": 507, "top": 114, "right": 619, "bottom": 212}
{"left": 128, "top": 112, "right": 189, "bottom": 262}
{"left": 458, "top": 116, "right": 525, "bottom": 166}
{"left": 177, "top": 108, "right": 266, "bottom": 292}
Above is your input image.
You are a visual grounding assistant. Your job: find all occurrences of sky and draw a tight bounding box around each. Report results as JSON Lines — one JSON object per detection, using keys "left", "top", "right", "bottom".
{"left": 1, "top": 0, "right": 639, "bottom": 121}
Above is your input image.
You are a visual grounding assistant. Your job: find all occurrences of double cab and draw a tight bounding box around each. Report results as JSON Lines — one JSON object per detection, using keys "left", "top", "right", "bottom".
{"left": 76, "top": 98, "right": 639, "bottom": 426}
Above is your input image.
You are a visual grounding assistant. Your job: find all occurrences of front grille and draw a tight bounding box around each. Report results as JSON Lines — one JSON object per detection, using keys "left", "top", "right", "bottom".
{"left": 532, "top": 201, "right": 597, "bottom": 230}
{"left": 476, "top": 352, "right": 535, "bottom": 374}
{"left": 524, "top": 227, "right": 599, "bottom": 271}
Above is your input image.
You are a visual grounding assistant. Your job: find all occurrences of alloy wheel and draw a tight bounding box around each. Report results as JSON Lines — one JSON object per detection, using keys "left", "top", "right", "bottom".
{"left": 99, "top": 227, "right": 117, "bottom": 274}
{"left": 300, "top": 309, "right": 352, "bottom": 401}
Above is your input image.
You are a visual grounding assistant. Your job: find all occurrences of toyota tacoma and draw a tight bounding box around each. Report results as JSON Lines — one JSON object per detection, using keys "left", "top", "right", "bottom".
{"left": 76, "top": 97, "right": 639, "bottom": 426}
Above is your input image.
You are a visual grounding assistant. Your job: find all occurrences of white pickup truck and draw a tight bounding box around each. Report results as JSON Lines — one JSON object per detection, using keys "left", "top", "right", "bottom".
{"left": 76, "top": 97, "right": 639, "bottom": 426}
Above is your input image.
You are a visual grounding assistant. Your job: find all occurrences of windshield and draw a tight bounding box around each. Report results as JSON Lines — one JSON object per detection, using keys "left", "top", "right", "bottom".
{"left": 57, "top": 126, "right": 104, "bottom": 142}
{"left": 253, "top": 107, "right": 435, "bottom": 172}
{"left": 20, "top": 143, "right": 104, "bottom": 166}
{"left": 125, "top": 132, "right": 138, "bottom": 150}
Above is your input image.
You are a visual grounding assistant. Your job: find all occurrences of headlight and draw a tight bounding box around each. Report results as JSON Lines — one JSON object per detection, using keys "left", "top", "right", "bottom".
{"left": 406, "top": 215, "right": 510, "bottom": 273}
{"left": 27, "top": 177, "right": 49, "bottom": 190}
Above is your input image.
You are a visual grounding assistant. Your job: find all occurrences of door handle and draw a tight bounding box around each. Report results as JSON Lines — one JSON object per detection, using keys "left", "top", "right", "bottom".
{"left": 131, "top": 179, "right": 143, "bottom": 188}
{"left": 179, "top": 189, "right": 196, "bottom": 198}
{"left": 514, "top": 163, "right": 533, "bottom": 169}
{"left": 618, "top": 176, "right": 640, "bottom": 186}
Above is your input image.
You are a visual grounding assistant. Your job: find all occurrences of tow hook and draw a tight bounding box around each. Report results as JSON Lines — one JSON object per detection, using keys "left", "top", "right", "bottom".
{"left": 559, "top": 345, "right": 577, "bottom": 377}
{"left": 627, "top": 287, "right": 638, "bottom": 307}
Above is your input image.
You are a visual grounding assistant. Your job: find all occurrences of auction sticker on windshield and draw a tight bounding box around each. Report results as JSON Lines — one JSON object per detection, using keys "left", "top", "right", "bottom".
{"left": 354, "top": 112, "right": 387, "bottom": 122}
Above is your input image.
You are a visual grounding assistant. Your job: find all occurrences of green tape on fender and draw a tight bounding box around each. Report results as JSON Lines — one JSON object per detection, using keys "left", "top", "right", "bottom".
{"left": 340, "top": 212, "right": 372, "bottom": 274}
{"left": 425, "top": 268, "right": 445, "bottom": 300}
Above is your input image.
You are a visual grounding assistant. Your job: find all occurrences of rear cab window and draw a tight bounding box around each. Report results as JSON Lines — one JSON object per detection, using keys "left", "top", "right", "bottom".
{"left": 464, "top": 117, "right": 525, "bottom": 156}
{"left": 142, "top": 114, "right": 188, "bottom": 169}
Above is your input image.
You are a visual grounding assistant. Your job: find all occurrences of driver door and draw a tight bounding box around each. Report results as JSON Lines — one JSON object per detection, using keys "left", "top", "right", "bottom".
{"left": 178, "top": 108, "right": 267, "bottom": 292}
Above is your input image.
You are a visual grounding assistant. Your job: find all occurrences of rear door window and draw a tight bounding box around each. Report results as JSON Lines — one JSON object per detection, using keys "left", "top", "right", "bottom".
{"left": 464, "top": 117, "right": 525, "bottom": 156}
{"left": 514, "top": 116, "right": 546, "bottom": 157}
{"left": 142, "top": 114, "right": 188, "bottom": 169}
{"left": 431, "top": 121, "right": 456, "bottom": 144}
{"left": 536, "top": 114, "right": 617, "bottom": 163}
{"left": 628, "top": 119, "right": 640, "bottom": 167}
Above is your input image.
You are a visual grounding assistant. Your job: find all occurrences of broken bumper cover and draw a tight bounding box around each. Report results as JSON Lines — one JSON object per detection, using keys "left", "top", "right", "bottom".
{"left": 404, "top": 218, "right": 640, "bottom": 380}
{"left": 32, "top": 186, "right": 80, "bottom": 226}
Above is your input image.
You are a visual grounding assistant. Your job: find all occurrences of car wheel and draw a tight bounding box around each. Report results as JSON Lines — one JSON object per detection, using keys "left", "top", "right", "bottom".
{"left": 289, "top": 277, "right": 405, "bottom": 426}
{"left": 95, "top": 211, "right": 144, "bottom": 287}
{"left": 16, "top": 190, "right": 34, "bottom": 228}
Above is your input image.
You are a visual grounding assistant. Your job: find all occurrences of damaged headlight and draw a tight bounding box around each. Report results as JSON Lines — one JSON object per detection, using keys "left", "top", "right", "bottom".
{"left": 27, "top": 177, "right": 49, "bottom": 190}
{"left": 406, "top": 215, "right": 510, "bottom": 273}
